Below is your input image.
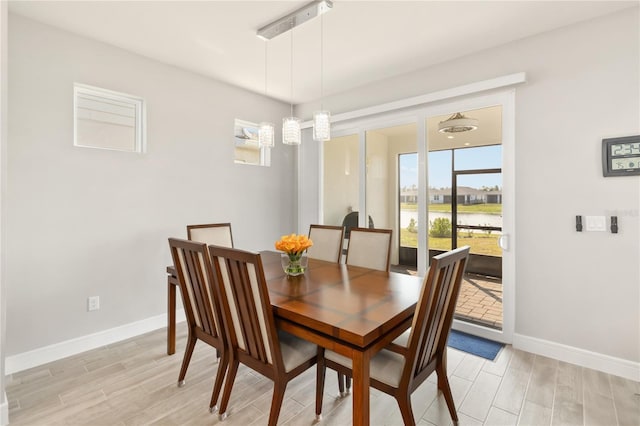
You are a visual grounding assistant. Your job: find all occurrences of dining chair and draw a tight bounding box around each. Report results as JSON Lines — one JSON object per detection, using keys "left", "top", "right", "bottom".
{"left": 168, "top": 238, "right": 228, "bottom": 413}
{"left": 316, "top": 246, "right": 471, "bottom": 425}
{"left": 345, "top": 227, "right": 392, "bottom": 272}
{"left": 182, "top": 224, "right": 232, "bottom": 359}
{"left": 187, "top": 223, "right": 234, "bottom": 248}
{"left": 306, "top": 224, "right": 344, "bottom": 263}
{"left": 208, "top": 246, "right": 318, "bottom": 425}
{"left": 336, "top": 227, "right": 394, "bottom": 393}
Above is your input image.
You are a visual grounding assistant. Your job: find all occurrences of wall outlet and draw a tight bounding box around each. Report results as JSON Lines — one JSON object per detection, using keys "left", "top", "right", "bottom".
{"left": 87, "top": 296, "right": 100, "bottom": 311}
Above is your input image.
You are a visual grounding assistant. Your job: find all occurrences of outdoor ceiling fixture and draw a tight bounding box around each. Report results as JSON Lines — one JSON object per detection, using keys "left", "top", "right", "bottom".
{"left": 257, "top": 0, "right": 333, "bottom": 146}
{"left": 438, "top": 112, "right": 479, "bottom": 133}
{"left": 257, "top": 0, "right": 333, "bottom": 41}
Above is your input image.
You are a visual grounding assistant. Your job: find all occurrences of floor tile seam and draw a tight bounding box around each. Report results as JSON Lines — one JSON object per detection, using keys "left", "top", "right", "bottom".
{"left": 608, "top": 372, "right": 621, "bottom": 426}
{"left": 483, "top": 358, "right": 515, "bottom": 422}
{"left": 286, "top": 392, "right": 348, "bottom": 425}
{"left": 548, "top": 356, "right": 560, "bottom": 426}
{"left": 456, "top": 367, "right": 498, "bottom": 423}
{"left": 514, "top": 353, "right": 535, "bottom": 425}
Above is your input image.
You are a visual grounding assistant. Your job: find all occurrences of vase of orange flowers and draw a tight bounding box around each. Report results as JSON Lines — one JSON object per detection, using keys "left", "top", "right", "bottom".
{"left": 275, "top": 234, "right": 313, "bottom": 277}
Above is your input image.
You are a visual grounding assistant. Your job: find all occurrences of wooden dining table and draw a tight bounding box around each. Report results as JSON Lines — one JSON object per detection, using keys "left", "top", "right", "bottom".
{"left": 166, "top": 251, "right": 423, "bottom": 426}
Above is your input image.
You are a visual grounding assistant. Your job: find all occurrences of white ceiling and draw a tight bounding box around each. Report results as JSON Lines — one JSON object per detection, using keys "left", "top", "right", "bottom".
{"left": 8, "top": 1, "right": 637, "bottom": 104}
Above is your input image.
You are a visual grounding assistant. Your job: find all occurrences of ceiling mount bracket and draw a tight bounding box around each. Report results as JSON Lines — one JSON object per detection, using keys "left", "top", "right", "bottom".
{"left": 257, "top": 0, "right": 333, "bottom": 40}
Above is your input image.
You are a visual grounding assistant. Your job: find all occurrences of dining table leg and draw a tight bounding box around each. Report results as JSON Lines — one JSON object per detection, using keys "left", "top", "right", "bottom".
{"left": 167, "top": 278, "right": 176, "bottom": 355}
{"left": 352, "top": 350, "right": 371, "bottom": 426}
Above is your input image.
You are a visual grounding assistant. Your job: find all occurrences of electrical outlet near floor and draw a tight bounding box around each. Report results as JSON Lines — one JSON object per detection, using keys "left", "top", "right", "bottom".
{"left": 87, "top": 296, "right": 100, "bottom": 311}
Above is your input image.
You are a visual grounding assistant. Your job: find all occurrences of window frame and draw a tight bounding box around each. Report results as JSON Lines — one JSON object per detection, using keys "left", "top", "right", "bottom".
{"left": 73, "top": 83, "right": 146, "bottom": 153}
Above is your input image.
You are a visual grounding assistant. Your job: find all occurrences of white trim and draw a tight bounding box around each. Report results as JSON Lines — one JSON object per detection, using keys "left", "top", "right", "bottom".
{"left": 513, "top": 333, "right": 640, "bottom": 382}
{"left": 0, "top": 392, "right": 7, "bottom": 426}
{"left": 5, "top": 309, "right": 186, "bottom": 375}
{"left": 301, "top": 72, "right": 526, "bottom": 127}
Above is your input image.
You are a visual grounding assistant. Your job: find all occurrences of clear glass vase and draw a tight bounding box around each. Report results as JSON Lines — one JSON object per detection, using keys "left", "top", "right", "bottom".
{"left": 281, "top": 253, "right": 308, "bottom": 277}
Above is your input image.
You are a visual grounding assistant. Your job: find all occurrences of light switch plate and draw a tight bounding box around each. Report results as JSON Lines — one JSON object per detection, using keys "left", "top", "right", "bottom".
{"left": 585, "top": 216, "right": 606, "bottom": 232}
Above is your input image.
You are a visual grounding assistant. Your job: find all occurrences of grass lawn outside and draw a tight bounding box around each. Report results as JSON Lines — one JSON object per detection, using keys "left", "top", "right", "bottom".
{"left": 401, "top": 203, "right": 502, "bottom": 215}
{"left": 400, "top": 228, "right": 502, "bottom": 256}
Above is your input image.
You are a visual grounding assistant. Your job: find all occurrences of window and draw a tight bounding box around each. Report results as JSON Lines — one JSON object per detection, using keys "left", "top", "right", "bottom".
{"left": 234, "top": 119, "right": 271, "bottom": 167}
{"left": 74, "top": 83, "right": 146, "bottom": 153}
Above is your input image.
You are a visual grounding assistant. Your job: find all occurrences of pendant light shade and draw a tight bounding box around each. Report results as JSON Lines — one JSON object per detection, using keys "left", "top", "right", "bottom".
{"left": 313, "top": 110, "right": 331, "bottom": 141}
{"left": 258, "top": 122, "right": 275, "bottom": 147}
{"left": 312, "top": 10, "right": 330, "bottom": 142}
{"left": 282, "top": 117, "right": 301, "bottom": 145}
{"left": 282, "top": 25, "right": 301, "bottom": 145}
{"left": 258, "top": 41, "right": 274, "bottom": 148}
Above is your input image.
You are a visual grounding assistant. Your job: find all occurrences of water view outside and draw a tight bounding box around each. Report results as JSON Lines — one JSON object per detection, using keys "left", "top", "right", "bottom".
{"left": 400, "top": 147, "right": 503, "bottom": 257}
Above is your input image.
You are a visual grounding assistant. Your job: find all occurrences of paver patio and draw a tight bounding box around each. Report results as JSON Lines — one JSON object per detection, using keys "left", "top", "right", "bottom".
{"left": 391, "top": 266, "right": 503, "bottom": 330}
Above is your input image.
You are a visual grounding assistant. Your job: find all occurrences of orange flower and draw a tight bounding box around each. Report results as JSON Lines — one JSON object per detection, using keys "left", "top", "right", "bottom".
{"left": 275, "top": 233, "right": 313, "bottom": 255}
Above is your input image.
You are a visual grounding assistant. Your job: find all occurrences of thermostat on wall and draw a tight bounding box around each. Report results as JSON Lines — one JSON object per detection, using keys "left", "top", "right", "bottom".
{"left": 602, "top": 135, "right": 640, "bottom": 177}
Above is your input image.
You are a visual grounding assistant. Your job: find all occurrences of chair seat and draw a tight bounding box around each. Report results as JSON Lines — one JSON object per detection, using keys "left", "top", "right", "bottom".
{"left": 325, "top": 346, "right": 406, "bottom": 387}
{"left": 392, "top": 329, "right": 411, "bottom": 347}
{"left": 278, "top": 330, "right": 318, "bottom": 373}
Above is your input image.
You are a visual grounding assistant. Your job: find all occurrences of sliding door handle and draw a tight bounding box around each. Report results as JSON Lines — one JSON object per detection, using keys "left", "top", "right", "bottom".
{"left": 498, "top": 234, "right": 509, "bottom": 251}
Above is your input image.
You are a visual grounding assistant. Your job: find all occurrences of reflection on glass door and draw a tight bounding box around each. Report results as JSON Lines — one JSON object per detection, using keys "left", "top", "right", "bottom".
{"left": 366, "top": 124, "right": 417, "bottom": 268}
{"left": 322, "top": 134, "right": 359, "bottom": 228}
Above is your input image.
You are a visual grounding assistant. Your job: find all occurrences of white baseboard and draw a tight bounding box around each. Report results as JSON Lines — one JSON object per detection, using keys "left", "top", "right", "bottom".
{"left": 5, "top": 309, "right": 186, "bottom": 375}
{"left": 513, "top": 333, "right": 640, "bottom": 381}
{"left": 5, "top": 315, "right": 637, "bottom": 382}
{"left": 1, "top": 391, "right": 8, "bottom": 426}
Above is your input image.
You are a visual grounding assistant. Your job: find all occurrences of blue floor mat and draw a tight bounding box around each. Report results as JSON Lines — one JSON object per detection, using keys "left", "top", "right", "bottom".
{"left": 447, "top": 330, "right": 504, "bottom": 361}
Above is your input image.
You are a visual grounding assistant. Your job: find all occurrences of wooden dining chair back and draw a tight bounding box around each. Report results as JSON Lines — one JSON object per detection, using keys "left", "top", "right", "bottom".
{"left": 209, "top": 246, "right": 318, "bottom": 425}
{"left": 306, "top": 224, "right": 344, "bottom": 263}
{"left": 345, "top": 227, "right": 392, "bottom": 271}
{"left": 187, "top": 223, "right": 234, "bottom": 248}
{"left": 168, "top": 238, "right": 228, "bottom": 413}
{"left": 316, "top": 246, "right": 471, "bottom": 425}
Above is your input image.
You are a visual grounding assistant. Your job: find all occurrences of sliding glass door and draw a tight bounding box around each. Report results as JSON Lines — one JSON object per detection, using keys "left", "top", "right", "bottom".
{"left": 426, "top": 106, "right": 507, "bottom": 336}
{"left": 316, "top": 92, "right": 515, "bottom": 343}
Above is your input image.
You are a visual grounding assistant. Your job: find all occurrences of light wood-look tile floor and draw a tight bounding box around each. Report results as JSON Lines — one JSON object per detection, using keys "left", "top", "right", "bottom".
{"left": 6, "top": 326, "right": 639, "bottom": 425}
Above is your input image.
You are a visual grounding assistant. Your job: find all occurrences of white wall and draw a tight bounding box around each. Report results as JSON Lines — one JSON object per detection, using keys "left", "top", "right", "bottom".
{"left": 298, "top": 9, "right": 640, "bottom": 369}
{"left": 6, "top": 15, "right": 295, "bottom": 356}
{"left": 1, "top": 2, "right": 8, "bottom": 424}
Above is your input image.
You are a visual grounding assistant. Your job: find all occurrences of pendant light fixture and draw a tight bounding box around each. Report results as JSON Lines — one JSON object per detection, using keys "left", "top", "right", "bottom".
{"left": 313, "top": 10, "right": 330, "bottom": 142}
{"left": 282, "top": 26, "right": 301, "bottom": 145}
{"left": 257, "top": 1, "right": 333, "bottom": 146}
{"left": 258, "top": 42, "right": 275, "bottom": 147}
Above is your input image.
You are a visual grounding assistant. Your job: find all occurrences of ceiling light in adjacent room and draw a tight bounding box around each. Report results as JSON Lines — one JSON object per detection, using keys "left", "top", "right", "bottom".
{"left": 438, "top": 112, "right": 479, "bottom": 133}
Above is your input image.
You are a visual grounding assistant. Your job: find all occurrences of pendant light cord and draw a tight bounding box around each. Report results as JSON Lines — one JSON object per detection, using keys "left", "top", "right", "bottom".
{"left": 264, "top": 41, "right": 268, "bottom": 97}
{"left": 290, "top": 25, "right": 294, "bottom": 117}
{"left": 320, "top": 13, "right": 324, "bottom": 111}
